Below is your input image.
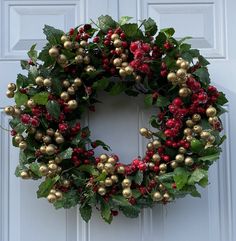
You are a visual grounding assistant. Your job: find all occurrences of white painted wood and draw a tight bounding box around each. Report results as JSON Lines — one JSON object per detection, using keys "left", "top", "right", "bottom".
{"left": 0, "top": 0, "right": 235, "bottom": 241}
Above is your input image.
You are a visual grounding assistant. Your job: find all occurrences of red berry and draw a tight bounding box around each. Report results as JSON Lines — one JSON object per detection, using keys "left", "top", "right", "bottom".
{"left": 130, "top": 42, "right": 139, "bottom": 52}
{"left": 120, "top": 33, "right": 126, "bottom": 39}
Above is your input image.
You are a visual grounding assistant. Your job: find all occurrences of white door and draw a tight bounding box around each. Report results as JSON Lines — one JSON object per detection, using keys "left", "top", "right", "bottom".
{"left": 1, "top": 0, "right": 235, "bottom": 241}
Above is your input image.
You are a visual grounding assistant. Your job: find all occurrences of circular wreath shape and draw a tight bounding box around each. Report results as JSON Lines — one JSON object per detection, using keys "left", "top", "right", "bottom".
{"left": 4, "top": 15, "right": 228, "bottom": 223}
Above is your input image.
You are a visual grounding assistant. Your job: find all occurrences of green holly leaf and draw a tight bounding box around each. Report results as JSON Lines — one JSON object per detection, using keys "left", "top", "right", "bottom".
{"left": 193, "top": 67, "right": 210, "bottom": 85}
{"left": 198, "top": 55, "right": 210, "bottom": 66}
{"left": 14, "top": 91, "right": 28, "bottom": 106}
{"left": 38, "top": 43, "right": 55, "bottom": 67}
{"left": 101, "top": 199, "right": 112, "bottom": 223}
{"left": 29, "top": 163, "right": 42, "bottom": 177}
{"left": 118, "top": 16, "right": 133, "bottom": 25}
{"left": 143, "top": 17, "right": 158, "bottom": 36}
{"left": 98, "top": 15, "right": 117, "bottom": 32}
{"left": 27, "top": 44, "right": 38, "bottom": 64}
{"left": 144, "top": 94, "right": 153, "bottom": 106}
{"left": 16, "top": 74, "right": 28, "bottom": 88}
{"left": 37, "top": 176, "right": 59, "bottom": 198}
{"left": 92, "top": 78, "right": 109, "bottom": 90}
{"left": 43, "top": 25, "right": 64, "bottom": 45}
{"left": 20, "top": 60, "right": 30, "bottom": 70}
{"left": 93, "top": 140, "right": 111, "bottom": 151}
{"left": 32, "top": 92, "right": 49, "bottom": 105}
{"left": 198, "top": 153, "right": 220, "bottom": 162}
{"left": 14, "top": 123, "right": 27, "bottom": 134}
{"left": 156, "top": 96, "right": 170, "bottom": 107}
{"left": 46, "top": 100, "right": 60, "bottom": 120}
{"left": 121, "top": 23, "right": 143, "bottom": 39}
{"left": 120, "top": 205, "right": 141, "bottom": 218}
{"left": 78, "top": 165, "right": 99, "bottom": 176}
{"left": 54, "top": 189, "right": 80, "bottom": 209}
{"left": 59, "top": 147, "right": 73, "bottom": 160}
{"left": 109, "top": 82, "right": 126, "bottom": 95}
{"left": 173, "top": 167, "right": 190, "bottom": 190}
{"left": 51, "top": 78, "right": 63, "bottom": 96}
{"left": 160, "top": 27, "right": 175, "bottom": 37}
{"left": 155, "top": 32, "right": 167, "bottom": 47}
{"left": 79, "top": 204, "right": 92, "bottom": 222}
{"left": 216, "top": 92, "right": 228, "bottom": 105}
{"left": 133, "top": 171, "right": 143, "bottom": 185}
{"left": 112, "top": 195, "right": 130, "bottom": 206}
{"left": 188, "top": 168, "right": 208, "bottom": 187}
{"left": 178, "top": 36, "right": 192, "bottom": 45}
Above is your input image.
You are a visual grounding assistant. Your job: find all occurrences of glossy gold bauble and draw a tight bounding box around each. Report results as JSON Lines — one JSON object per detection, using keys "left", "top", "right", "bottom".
{"left": 39, "top": 165, "right": 49, "bottom": 176}
{"left": 178, "top": 147, "right": 186, "bottom": 154}
{"left": 49, "top": 47, "right": 59, "bottom": 57}
{"left": 179, "top": 87, "right": 190, "bottom": 97}
{"left": 97, "top": 162, "right": 104, "bottom": 170}
{"left": 67, "top": 87, "right": 75, "bottom": 95}
{"left": 85, "top": 65, "right": 96, "bottom": 72}
{"left": 117, "top": 166, "right": 125, "bottom": 174}
{"left": 62, "top": 80, "right": 70, "bottom": 88}
{"left": 19, "top": 141, "right": 27, "bottom": 150}
{"left": 68, "top": 100, "right": 78, "bottom": 109}
{"left": 55, "top": 136, "right": 64, "bottom": 144}
{"left": 184, "top": 128, "right": 192, "bottom": 136}
{"left": 64, "top": 41, "right": 72, "bottom": 49}
{"left": 200, "top": 131, "right": 211, "bottom": 139}
{"left": 43, "top": 78, "right": 52, "bottom": 87}
{"left": 35, "top": 76, "right": 44, "bottom": 86}
{"left": 35, "top": 131, "right": 43, "bottom": 141}
{"left": 119, "top": 68, "right": 126, "bottom": 77}
{"left": 74, "top": 78, "right": 82, "bottom": 87}
{"left": 39, "top": 145, "right": 46, "bottom": 154}
{"left": 111, "top": 175, "right": 118, "bottom": 183}
{"left": 135, "top": 75, "right": 142, "bottom": 82}
{"left": 60, "top": 91, "right": 69, "bottom": 101}
{"left": 153, "top": 191, "right": 162, "bottom": 201}
{"left": 55, "top": 191, "right": 63, "bottom": 199}
{"left": 180, "top": 61, "right": 189, "bottom": 69}
{"left": 98, "top": 187, "right": 106, "bottom": 196}
{"left": 100, "top": 154, "right": 108, "bottom": 162}
{"left": 125, "top": 66, "right": 134, "bottom": 75}
{"left": 113, "top": 58, "right": 122, "bottom": 67}
{"left": 147, "top": 142, "right": 153, "bottom": 150}
{"left": 139, "top": 127, "right": 148, "bottom": 136}
{"left": 122, "top": 178, "right": 131, "bottom": 188}
{"left": 43, "top": 135, "right": 52, "bottom": 144}
{"left": 111, "top": 33, "right": 119, "bottom": 41}
{"left": 176, "top": 58, "right": 183, "bottom": 66}
{"left": 163, "top": 192, "right": 170, "bottom": 200}
{"left": 120, "top": 53, "right": 127, "bottom": 61}
{"left": 6, "top": 90, "right": 14, "bottom": 98}
{"left": 113, "top": 39, "right": 122, "bottom": 47}
{"left": 75, "top": 55, "right": 83, "bottom": 63}
{"left": 107, "top": 157, "right": 116, "bottom": 165}
{"left": 48, "top": 163, "right": 58, "bottom": 171}
{"left": 208, "top": 135, "right": 216, "bottom": 143}
{"left": 14, "top": 134, "right": 23, "bottom": 144}
{"left": 46, "top": 144, "right": 56, "bottom": 155}
{"left": 170, "top": 161, "right": 178, "bottom": 169}
{"left": 13, "top": 107, "right": 21, "bottom": 116}
{"left": 186, "top": 135, "right": 193, "bottom": 142}
{"left": 4, "top": 106, "right": 14, "bottom": 115}
{"left": 20, "top": 171, "right": 30, "bottom": 179}
{"left": 176, "top": 68, "right": 186, "bottom": 78}
{"left": 186, "top": 119, "right": 195, "bottom": 128}
{"left": 167, "top": 72, "right": 177, "bottom": 82}
{"left": 193, "top": 125, "right": 202, "bottom": 134}
{"left": 80, "top": 40, "right": 87, "bottom": 47}
{"left": 152, "top": 140, "right": 161, "bottom": 148}
{"left": 61, "top": 35, "right": 68, "bottom": 42}
{"left": 27, "top": 99, "right": 35, "bottom": 108}
{"left": 152, "top": 154, "right": 161, "bottom": 162}
{"left": 192, "top": 114, "right": 201, "bottom": 122}
{"left": 104, "top": 163, "right": 114, "bottom": 173}
{"left": 105, "top": 178, "right": 113, "bottom": 187}
{"left": 55, "top": 156, "right": 62, "bottom": 164}
{"left": 208, "top": 116, "right": 218, "bottom": 124}
{"left": 159, "top": 183, "right": 165, "bottom": 190}
{"left": 175, "top": 154, "right": 184, "bottom": 163}
{"left": 206, "top": 106, "right": 217, "bottom": 117}
{"left": 83, "top": 55, "right": 90, "bottom": 64}
{"left": 184, "top": 157, "right": 194, "bottom": 166}
{"left": 47, "top": 194, "right": 57, "bottom": 203}
{"left": 7, "top": 83, "right": 16, "bottom": 91}
{"left": 62, "top": 180, "right": 70, "bottom": 188}
{"left": 159, "top": 163, "right": 167, "bottom": 171}
{"left": 122, "top": 188, "right": 132, "bottom": 198}
{"left": 57, "top": 54, "right": 67, "bottom": 64}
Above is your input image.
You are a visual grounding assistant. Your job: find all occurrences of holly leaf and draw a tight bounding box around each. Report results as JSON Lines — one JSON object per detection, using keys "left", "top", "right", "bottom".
{"left": 120, "top": 205, "right": 141, "bottom": 218}
{"left": 29, "top": 163, "right": 42, "bottom": 177}
{"left": 109, "top": 82, "right": 126, "bottom": 95}
{"left": 144, "top": 94, "right": 153, "bottom": 106}
{"left": 93, "top": 140, "right": 111, "bottom": 151}
{"left": 118, "top": 16, "right": 133, "bottom": 25}
{"left": 78, "top": 165, "right": 99, "bottom": 176}
{"left": 198, "top": 153, "right": 220, "bottom": 162}
{"left": 198, "top": 55, "right": 210, "bottom": 66}
{"left": 59, "top": 147, "right": 73, "bottom": 160}
{"left": 43, "top": 25, "right": 64, "bottom": 45}
{"left": 38, "top": 43, "right": 55, "bottom": 66}
{"left": 37, "top": 176, "right": 59, "bottom": 198}
{"left": 188, "top": 168, "right": 208, "bottom": 187}
{"left": 217, "top": 92, "right": 228, "bottom": 105}
{"left": 133, "top": 171, "right": 143, "bottom": 185}
{"left": 14, "top": 91, "right": 28, "bottom": 106}
{"left": 98, "top": 15, "right": 117, "bottom": 32}
{"left": 27, "top": 44, "right": 38, "bottom": 64}
{"left": 160, "top": 27, "right": 175, "bottom": 37}
{"left": 46, "top": 100, "right": 60, "bottom": 120}
{"left": 32, "top": 92, "right": 49, "bottom": 105}
{"left": 20, "top": 60, "right": 30, "bottom": 70}
{"left": 51, "top": 78, "right": 63, "bottom": 96}
{"left": 156, "top": 96, "right": 170, "bottom": 107}
{"left": 121, "top": 23, "right": 143, "bottom": 39}
{"left": 193, "top": 67, "right": 210, "bottom": 85}
{"left": 92, "top": 78, "right": 109, "bottom": 90}
{"left": 54, "top": 189, "right": 80, "bottom": 209}
{"left": 112, "top": 195, "right": 130, "bottom": 206}
{"left": 143, "top": 17, "right": 158, "bottom": 36}
{"left": 79, "top": 204, "right": 92, "bottom": 222}
{"left": 100, "top": 199, "right": 112, "bottom": 223}
{"left": 173, "top": 167, "right": 190, "bottom": 190}
{"left": 16, "top": 74, "right": 28, "bottom": 88}
{"left": 155, "top": 32, "right": 167, "bottom": 47}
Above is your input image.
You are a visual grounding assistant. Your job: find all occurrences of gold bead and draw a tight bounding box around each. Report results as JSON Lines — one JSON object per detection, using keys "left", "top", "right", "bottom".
{"left": 152, "top": 140, "right": 161, "bottom": 148}
{"left": 206, "top": 106, "right": 217, "bottom": 117}
{"left": 113, "top": 58, "right": 122, "bottom": 67}
{"left": 117, "top": 166, "right": 125, "bottom": 174}
{"left": 80, "top": 40, "right": 87, "bottom": 47}
{"left": 48, "top": 163, "right": 58, "bottom": 171}
{"left": 208, "top": 135, "right": 216, "bottom": 143}
{"left": 74, "top": 78, "right": 82, "bottom": 87}
{"left": 159, "top": 184, "right": 165, "bottom": 190}
{"left": 186, "top": 135, "right": 193, "bottom": 142}
{"left": 119, "top": 68, "right": 126, "bottom": 77}
{"left": 49, "top": 47, "right": 59, "bottom": 57}
{"left": 178, "top": 147, "right": 186, "bottom": 154}
{"left": 63, "top": 80, "right": 70, "bottom": 88}
{"left": 105, "top": 178, "right": 113, "bottom": 187}
{"left": 122, "top": 188, "right": 132, "bottom": 198}
{"left": 55, "top": 156, "right": 62, "bottom": 164}
{"left": 7, "top": 83, "right": 16, "bottom": 91}
{"left": 120, "top": 54, "right": 127, "bottom": 61}
{"left": 111, "top": 175, "right": 118, "bottom": 183}
{"left": 83, "top": 55, "right": 90, "bottom": 64}
{"left": 39, "top": 145, "right": 46, "bottom": 154}
{"left": 184, "top": 128, "right": 192, "bottom": 136}
{"left": 152, "top": 154, "right": 161, "bottom": 162}
{"left": 176, "top": 68, "right": 186, "bottom": 78}
{"left": 13, "top": 107, "right": 21, "bottom": 116}
{"left": 98, "top": 187, "right": 106, "bottom": 196}
{"left": 111, "top": 34, "right": 119, "bottom": 41}
{"left": 19, "top": 141, "right": 27, "bottom": 150}
{"left": 113, "top": 39, "right": 122, "bottom": 47}
{"left": 159, "top": 163, "right": 167, "bottom": 171}
{"left": 100, "top": 154, "right": 108, "bottom": 162}
{"left": 35, "top": 131, "right": 43, "bottom": 141}
{"left": 153, "top": 191, "right": 162, "bottom": 201}
{"left": 35, "top": 76, "right": 44, "bottom": 86}
{"left": 122, "top": 178, "right": 131, "bottom": 188}
{"left": 167, "top": 72, "right": 177, "bottom": 82}
{"left": 64, "top": 41, "right": 72, "bottom": 49}
{"left": 75, "top": 55, "right": 83, "bottom": 63}
{"left": 60, "top": 91, "right": 69, "bottom": 101}
{"left": 180, "top": 61, "right": 189, "bottom": 69}
{"left": 193, "top": 125, "right": 202, "bottom": 134}
{"left": 58, "top": 54, "right": 67, "bottom": 64}
{"left": 163, "top": 192, "right": 170, "bottom": 200}
{"left": 147, "top": 142, "right": 153, "bottom": 150}
{"left": 61, "top": 35, "right": 68, "bottom": 43}
{"left": 67, "top": 87, "right": 75, "bottom": 95}
{"left": 139, "top": 128, "right": 148, "bottom": 136}
{"left": 192, "top": 114, "right": 201, "bottom": 122}
{"left": 47, "top": 194, "right": 57, "bottom": 203}
{"left": 179, "top": 87, "right": 190, "bottom": 97}
{"left": 184, "top": 157, "right": 194, "bottom": 166}
{"left": 14, "top": 134, "right": 23, "bottom": 143}
{"left": 208, "top": 116, "right": 218, "bottom": 124}
{"left": 20, "top": 171, "right": 30, "bottom": 179}
{"left": 67, "top": 100, "right": 78, "bottom": 109}
{"left": 175, "top": 154, "right": 184, "bottom": 163}
{"left": 55, "top": 191, "right": 63, "bottom": 199}
{"left": 104, "top": 163, "right": 114, "bottom": 173}
{"left": 6, "top": 90, "right": 14, "bottom": 98}
{"left": 43, "top": 78, "right": 52, "bottom": 87}
{"left": 125, "top": 66, "right": 134, "bottom": 75}
{"left": 107, "top": 157, "right": 116, "bottom": 165}
{"left": 170, "top": 161, "right": 178, "bottom": 169}
{"left": 176, "top": 58, "right": 183, "bottom": 66}
{"left": 27, "top": 99, "right": 35, "bottom": 108}
{"left": 200, "top": 131, "right": 211, "bottom": 139}
{"left": 39, "top": 165, "right": 48, "bottom": 176}
{"left": 46, "top": 144, "right": 56, "bottom": 155}
{"left": 43, "top": 135, "right": 52, "bottom": 144}
{"left": 135, "top": 75, "right": 142, "bottom": 82}
{"left": 97, "top": 163, "right": 104, "bottom": 170}
{"left": 62, "top": 180, "right": 70, "bottom": 188}
{"left": 4, "top": 106, "right": 15, "bottom": 115}
{"left": 55, "top": 136, "right": 64, "bottom": 144}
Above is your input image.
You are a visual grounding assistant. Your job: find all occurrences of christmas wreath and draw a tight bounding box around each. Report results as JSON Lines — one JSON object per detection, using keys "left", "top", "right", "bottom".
{"left": 4, "top": 16, "right": 228, "bottom": 223}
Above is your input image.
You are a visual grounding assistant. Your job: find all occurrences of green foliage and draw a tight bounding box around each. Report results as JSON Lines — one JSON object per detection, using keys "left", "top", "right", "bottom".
{"left": 54, "top": 190, "right": 80, "bottom": 209}
{"left": 59, "top": 147, "right": 73, "bottom": 160}
{"left": 46, "top": 100, "right": 60, "bottom": 120}
{"left": 155, "top": 32, "right": 167, "bottom": 47}
{"left": 217, "top": 92, "right": 228, "bottom": 105}
{"left": 120, "top": 205, "right": 141, "bottom": 218}
{"left": 98, "top": 15, "right": 117, "bottom": 32}
{"left": 100, "top": 199, "right": 112, "bottom": 223}
{"left": 160, "top": 27, "right": 175, "bottom": 37}
{"left": 37, "top": 176, "right": 59, "bottom": 198}
{"left": 92, "top": 78, "right": 109, "bottom": 90}
{"left": 118, "top": 16, "right": 133, "bottom": 25}
{"left": 109, "top": 82, "right": 126, "bottom": 95}
{"left": 29, "top": 163, "right": 42, "bottom": 178}
{"left": 79, "top": 204, "right": 92, "bottom": 222}
{"left": 173, "top": 167, "right": 190, "bottom": 190}
{"left": 32, "top": 92, "right": 49, "bottom": 105}
{"left": 121, "top": 23, "right": 143, "bottom": 39}
{"left": 43, "top": 25, "right": 64, "bottom": 45}
{"left": 143, "top": 18, "right": 158, "bottom": 36}
{"left": 133, "top": 171, "right": 143, "bottom": 185}
{"left": 78, "top": 165, "right": 99, "bottom": 176}
{"left": 156, "top": 96, "right": 170, "bottom": 107}
{"left": 193, "top": 67, "right": 210, "bottom": 86}
{"left": 190, "top": 139, "right": 204, "bottom": 153}
{"left": 14, "top": 91, "right": 28, "bottom": 106}
{"left": 144, "top": 94, "right": 153, "bottom": 106}
{"left": 20, "top": 60, "right": 30, "bottom": 70}
{"left": 188, "top": 168, "right": 208, "bottom": 187}
{"left": 27, "top": 44, "right": 38, "bottom": 64}
{"left": 38, "top": 43, "right": 55, "bottom": 66}
{"left": 16, "top": 74, "right": 28, "bottom": 88}
{"left": 93, "top": 140, "right": 111, "bottom": 151}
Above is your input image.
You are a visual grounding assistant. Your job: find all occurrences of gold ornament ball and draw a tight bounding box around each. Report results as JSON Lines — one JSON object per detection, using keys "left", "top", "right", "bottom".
{"left": 98, "top": 187, "right": 106, "bottom": 196}
{"left": 43, "top": 78, "right": 52, "bottom": 87}
{"left": 49, "top": 47, "right": 59, "bottom": 57}
{"left": 122, "top": 188, "right": 132, "bottom": 199}
{"left": 159, "top": 163, "right": 167, "bottom": 171}
{"left": 186, "top": 119, "right": 195, "bottom": 128}
{"left": 186, "top": 135, "right": 193, "bottom": 142}
{"left": 83, "top": 55, "right": 90, "bottom": 64}
{"left": 62, "top": 180, "right": 70, "bottom": 188}
{"left": 55, "top": 191, "right": 63, "bottom": 199}
{"left": 179, "top": 147, "right": 186, "bottom": 154}
{"left": 100, "top": 154, "right": 108, "bottom": 162}
{"left": 176, "top": 58, "right": 183, "bottom": 66}
{"left": 14, "top": 134, "right": 23, "bottom": 144}
{"left": 47, "top": 194, "right": 57, "bottom": 203}
{"left": 4, "top": 106, "right": 15, "bottom": 115}
{"left": 113, "top": 39, "right": 122, "bottom": 47}
{"left": 68, "top": 100, "right": 78, "bottom": 109}
{"left": 107, "top": 157, "right": 116, "bottom": 165}
{"left": 206, "top": 106, "right": 217, "bottom": 117}
{"left": 170, "top": 161, "right": 178, "bottom": 169}
{"left": 104, "top": 163, "right": 114, "bottom": 173}
{"left": 27, "top": 99, "right": 35, "bottom": 108}
{"left": 39, "top": 165, "right": 49, "bottom": 176}
{"left": 113, "top": 58, "right": 122, "bottom": 67}
{"left": 147, "top": 142, "right": 153, "bottom": 150}
{"left": 46, "top": 144, "right": 56, "bottom": 155}
{"left": 55, "top": 136, "right": 64, "bottom": 144}
{"left": 119, "top": 68, "right": 126, "bottom": 77}
{"left": 122, "top": 178, "right": 131, "bottom": 188}
{"left": 200, "top": 131, "right": 211, "bottom": 139}
{"left": 74, "top": 78, "right": 82, "bottom": 87}
{"left": 7, "top": 83, "right": 16, "bottom": 91}
{"left": 192, "top": 114, "right": 201, "bottom": 122}
{"left": 125, "top": 66, "right": 134, "bottom": 75}
{"left": 176, "top": 68, "right": 186, "bottom": 78}
{"left": 184, "top": 157, "right": 194, "bottom": 166}
{"left": 180, "top": 61, "right": 189, "bottom": 69}
{"left": 6, "top": 90, "right": 14, "bottom": 98}
{"left": 117, "top": 166, "right": 125, "bottom": 174}
{"left": 111, "top": 175, "right": 118, "bottom": 183}
{"left": 152, "top": 140, "right": 161, "bottom": 148}
{"left": 175, "top": 154, "right": 185, "bottom": 163}
{"left": 61, "top": 35, "right": 68, "bottom": 42}
{"left": 184, "top": 128, "right": 192, "bottom": 136}
{"left": 67, "top": 87, "right": 75, "bottom": 95}
{"left": 153, "top": 191, "right": 162, "bottom": 201}
{"left": 139, "top": 127, "right": 148, "bottom": 136}
{"left": 48, "top": 163, "right": 58, "bottom": 171}
{"left": 208, "top": 135, "right": 216, "bottom": 143}
{"left": 75, "top": 55, "right": 83, "bottom": 63}
{"left": 43, "top": 135, "right": 52, "bottom": 144}
{"left": 179, "top": 87, "right": 190, "bottom": 97}
{"left": 39, "top": 145, "right": 46, "bottom": 154}
{"left": 60, "top": 91, "right": 69, "bottom": 101}
{"left": 35, "top": 76, "right": 44, "bottom": 86}
{"left": 152, "top": 154, "right": 161, "bottom": 162}
{"left": 35, "top": 131, "right": 43, "bottom": 141}
{"left": 167, "top": 72, "right": 177, "bottom": 82}
{"left": 64, "top": 41, "right": 72, "bottom": 49}
{"left": 193, "top": 125, "right": 202, "bottom": 134}
{"left": 163, "top": 192, "right": 170, "bottom": 200}
{"left": 58, "top": 54, "right": 67, "bottom": 64}
{"left": 111, "top": 33, "right": 119, "bottom": 41}
{"left": 97, "top": 162, "right": 104, "bottom": 170}
{"left": 19, "top": 141, "right": 27, "bottom": 150}
{"left": 105, "top": 178, "right": 113, "bottom": 187}
{"left": 20, "top": 171, "right": 30, "bottom": 179}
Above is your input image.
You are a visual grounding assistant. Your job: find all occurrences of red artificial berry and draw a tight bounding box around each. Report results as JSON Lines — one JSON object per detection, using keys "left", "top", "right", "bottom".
{"left": 142, "top": 43, "right": 150, "bottom": 52}
{"left": 85, "top": 87, "right": 92, "bottom": 95}
{"left": 110, "top": 67, "right": 116, "bottom": 75}
{"left": 163, "top": 42, "right": 172, "bottom": 50}
{"left": 11, "top": 130, "right": 17, "bottom": 136}
{"left": 139, "top": 187, "right": 147, "bottom": 195}
{"left": 165, "top": 140, "right": 172, "bottom": 147}
{"left": 121, "top": 41, "right": 128, "bottom": 48}
{"left": 93, "top": 36, "right": 100, "bottom": 43}
{"left": 111, "top": 210, "right": 118, "bottom": 216}
{"left": 163, "top": 155, "right": 170, "bottom": 162}
{"left": 69, "top": 28, "right": 74, "bottom": 36}
{"left": 139, "top": 63, "right": 150, "bottom": 74}
{"left": 153, "top": 165, "right": 159, "bottom": 172}
{"left": 75, "top": 34, "right": 81, "bottom": 41}
{"left": 130, "top": 42, "right": 139, "bottom": 52}
{"left": 120, "top": 32, "right": 126, "bottom": 39}
{"left": 138, "top": 163, "right": 146, "bottom": 171}
{"left": 31, "top": 117, "right": 40, "bottom": 127}
{"left": 81, "top": 132, "right": 87, "bottom": 138}
{"left": 83, "top": 159, "right": 90, "bottom": 164}
{"left": 152, "top": 92, "right": 158, "bottom": 100}
{"left": 114, "top": 27, "right": 122, "bottom": 34}
{"left": 45, "top": 112, "right": 53, "bottom": 121}
{"left": 161, "top": 70, "right": 168, "bottom": 77}
{"left": 166, "top": 119, "right": 175, "bottom": 128}
{"left": 21, "top": 114, "right": 31, "bottom": 124}
{"left": 149, "top": 180, "right": 156, "bottom": 188}
{"left": 129, "top": 197, "right": 136, "bottom": 205}
{"left": 88, "top": 150, "right": 94, "bottom": 156}
{"left": 104, "top": 40, "right": 110, "bottom": 46}
{"left": 20, "top": 88, "right": 27, "bottom": 94}
{"left": 59, "top": 123, "right": 68, "bottom": 133}
{"left": 84, "top": 24, "right": 91, "bottom": 31}
{"left": 91, "top": 141, "right": 97, "bottom": 148}
{"left": 132, "top": 158, "right": 140, "bottom": 166}
{"left": 172, "top": 97, "right": 183, "bottom": 106}
{"left": 172, "top": 183, "right": 177, "bottom": 189}
{"left": 164, "top": 129, "right": 173, "bottom": 137}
